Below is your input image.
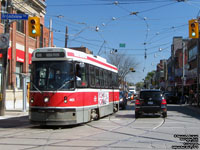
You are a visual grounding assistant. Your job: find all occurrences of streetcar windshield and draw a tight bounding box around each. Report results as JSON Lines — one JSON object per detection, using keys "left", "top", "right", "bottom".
{"left": 31, "top": 61, "right": 74, "bottom": 91}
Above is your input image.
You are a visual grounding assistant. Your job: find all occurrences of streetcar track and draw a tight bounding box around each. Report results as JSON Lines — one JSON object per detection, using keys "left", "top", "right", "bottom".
{"left": 0, "top": 116, "right": 175, "bottom": 150}
{"left": 153, "top": 117, "right": 165, "bottom": 130}
{"left": 0, "top": 103, "right": 167, "bottom": 150}
{"left": 85, "top": 116, "right": 166, "bottom": 149}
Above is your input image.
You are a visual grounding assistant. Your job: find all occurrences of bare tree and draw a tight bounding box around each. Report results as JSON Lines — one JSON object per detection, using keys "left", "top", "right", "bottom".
{"left": 107, "top": 52, "right": 138, "bottom": 81}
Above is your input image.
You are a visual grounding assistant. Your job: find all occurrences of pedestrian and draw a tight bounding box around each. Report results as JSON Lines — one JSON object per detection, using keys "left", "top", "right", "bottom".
{"left": 184, "top": 94, "right": 189, "bottom": 104}
{"left": 189, "top": 89, "right": 194, "bottom": 105}
{"left": 194, "top": 92, "right": 198, "bottom": 106}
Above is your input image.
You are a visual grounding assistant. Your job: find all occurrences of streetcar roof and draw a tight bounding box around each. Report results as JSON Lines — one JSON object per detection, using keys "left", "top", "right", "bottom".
{"left": 32, "top": 47, "right": 118, "bottom": 72}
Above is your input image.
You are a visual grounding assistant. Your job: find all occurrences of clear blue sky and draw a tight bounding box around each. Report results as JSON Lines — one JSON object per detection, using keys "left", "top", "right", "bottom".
{"left": 45, "top": 0, "right": 200, "bottom": 84}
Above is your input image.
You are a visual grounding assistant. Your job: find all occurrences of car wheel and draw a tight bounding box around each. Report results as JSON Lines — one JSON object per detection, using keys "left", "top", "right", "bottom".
{"left": 122, "top": 105, "right": 126, "bottom": 110}
{"left": 162, "top": 112, "right": 167, "bottom": 118}
{"left": 135, "top": 112, "right": 140, "bottom": 118}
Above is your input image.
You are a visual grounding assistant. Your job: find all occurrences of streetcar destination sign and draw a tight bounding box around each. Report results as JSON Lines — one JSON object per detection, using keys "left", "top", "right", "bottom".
{"left": 35, "top": 52, "right": 65, "bottom": 58}
{"left": 1, "top": 14, "right": 28, "bottom": 20}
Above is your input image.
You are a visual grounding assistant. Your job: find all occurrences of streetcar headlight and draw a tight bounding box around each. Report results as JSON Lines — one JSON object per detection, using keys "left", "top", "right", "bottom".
{"left": 64, "top": 96, "right": 67, "bottom": 103}
{"left": 44, "top": 97, "right": 49, "bottom": 103}
{"left": 30, "top": 98, "right": 34, "bottom": 103}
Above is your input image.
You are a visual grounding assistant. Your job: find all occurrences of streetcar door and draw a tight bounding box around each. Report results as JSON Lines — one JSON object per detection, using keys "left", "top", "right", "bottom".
{"left": 112, "top": 72, "right": 119, "bottom": 112}
{"left": 75, "top": 63, "right": 89, "bottom": 122}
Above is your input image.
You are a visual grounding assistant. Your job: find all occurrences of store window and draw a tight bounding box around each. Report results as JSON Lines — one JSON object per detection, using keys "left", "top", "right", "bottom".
{"left": 16, "top": 62, "right": 23, "bottom": 89}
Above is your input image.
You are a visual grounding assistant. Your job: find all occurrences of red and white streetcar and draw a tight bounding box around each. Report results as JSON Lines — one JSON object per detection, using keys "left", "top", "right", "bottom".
{"left": 29, "top": 47, "right": 119, "bottom": 125}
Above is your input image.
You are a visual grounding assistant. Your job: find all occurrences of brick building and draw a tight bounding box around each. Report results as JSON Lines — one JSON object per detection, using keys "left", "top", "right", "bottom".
{"left": 0, "top": 0, "right": 53, "bottom": 109}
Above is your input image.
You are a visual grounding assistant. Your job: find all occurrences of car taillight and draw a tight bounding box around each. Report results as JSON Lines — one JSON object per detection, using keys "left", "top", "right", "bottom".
{"left": 135, "top": 99, "right": 140, "bottom": 105}
{"left": 161, "top": 99, "right": 167, "bottom": 105}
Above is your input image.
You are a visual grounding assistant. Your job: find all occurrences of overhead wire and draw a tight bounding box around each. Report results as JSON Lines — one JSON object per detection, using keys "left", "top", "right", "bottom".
{"left": 46, "top": 0, "right": 192, "bottom": 66}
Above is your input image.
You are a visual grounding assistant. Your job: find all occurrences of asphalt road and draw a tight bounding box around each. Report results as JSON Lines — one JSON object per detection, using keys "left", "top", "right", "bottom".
{"left": 0, "top": 101, "right": 200, "bottom": 150}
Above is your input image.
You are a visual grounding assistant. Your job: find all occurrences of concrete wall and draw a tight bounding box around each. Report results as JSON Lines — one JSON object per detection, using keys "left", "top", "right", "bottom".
{"left": 5, "top": 90, "right": 29, "bottom": 110}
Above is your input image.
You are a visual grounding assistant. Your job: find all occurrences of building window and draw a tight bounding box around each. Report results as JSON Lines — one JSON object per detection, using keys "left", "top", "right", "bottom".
{"left": 1, "top": 0, "right": 6, "bottom": 24}
{"left": 16, "top": 11, "right": 24, "bottom": 33}
{"left": 188, "top": 46, "right": 197, "bottom": 61}
{"left": 44, "top": 38, "right": 46, "bottom": 47}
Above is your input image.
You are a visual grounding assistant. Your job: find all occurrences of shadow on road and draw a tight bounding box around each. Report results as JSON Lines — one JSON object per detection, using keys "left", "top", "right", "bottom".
{"left": 114, "top": 113, "right": 135, "bottom": 119}
{"left": 0, "top": 116, "right": 29, "bottom": 128}
{"left": 167, "top": 104, "right": 200, "bottom": 120}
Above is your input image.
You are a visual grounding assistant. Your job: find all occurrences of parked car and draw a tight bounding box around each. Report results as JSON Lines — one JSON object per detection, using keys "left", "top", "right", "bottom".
{"left": 164, "top": 92, "right": 179, "bottom": 104}
{"left": 135, "top": 89, "right": 167, "bottom": 118}
{"left": 119, "top": 91, "right": 128, "bottom": 110}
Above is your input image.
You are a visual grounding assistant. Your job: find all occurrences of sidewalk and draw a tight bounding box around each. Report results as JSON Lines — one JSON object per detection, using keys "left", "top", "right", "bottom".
{"left": 0, "top": 109, "right": 28, "bottom": 120}
{"left": 185, "top": 104, "right": 200, "bottom": 114}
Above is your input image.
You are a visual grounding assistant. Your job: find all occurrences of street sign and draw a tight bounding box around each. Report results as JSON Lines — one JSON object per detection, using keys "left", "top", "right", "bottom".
{"left": 0, "top": 34, "right": 9, "bottom": 49}
{"left": 1, "top": 14, "right": 28, "bottom": 20}
{"left": 119, "top": 43, "right": 126, "bottom": 48}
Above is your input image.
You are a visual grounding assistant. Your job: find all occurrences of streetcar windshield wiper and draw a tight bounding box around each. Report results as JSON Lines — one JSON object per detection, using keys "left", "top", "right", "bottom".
{"left": 31, "top": 82, "right": 43, "bottom": 94}
{"left": 56, "top": 79, "right": 74, "bottom": 91}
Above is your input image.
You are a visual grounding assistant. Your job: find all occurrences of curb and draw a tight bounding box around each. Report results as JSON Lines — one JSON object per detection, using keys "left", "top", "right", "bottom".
{"left": 185, "top": 104, "right": 200, "bottom": 114}
{"left": 0, "top": 110, "right": 28, "bottom": 120}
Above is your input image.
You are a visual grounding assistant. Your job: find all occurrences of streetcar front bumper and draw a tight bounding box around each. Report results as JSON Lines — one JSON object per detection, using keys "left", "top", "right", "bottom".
{"left": 29, "top": 107, "right": 77, "bottom": 126}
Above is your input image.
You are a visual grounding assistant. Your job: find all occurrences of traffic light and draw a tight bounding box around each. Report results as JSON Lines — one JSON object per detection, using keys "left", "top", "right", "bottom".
{"left": 28, "top": 16, "right": 40, "bottom": 37}
{"left": 189, "top": 19, "right": 199, "bottom": 39}
{"left": 129, "top": 68, "right": 135, "bottom": 72}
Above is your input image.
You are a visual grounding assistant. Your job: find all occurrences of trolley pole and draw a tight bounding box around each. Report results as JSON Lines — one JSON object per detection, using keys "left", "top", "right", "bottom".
{"left": 0, "top": 0, "right": 11, "bottom": 116}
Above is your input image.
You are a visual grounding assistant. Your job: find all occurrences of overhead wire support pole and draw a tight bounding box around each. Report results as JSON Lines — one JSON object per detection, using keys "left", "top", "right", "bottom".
{"left": 197, "top": 16, "right": 200, "bottom": 107}
{"left": 182, "top": 41, "right": 185, "bottom": 104}
{"left": 0, "top": 0, "right": 12, "bottom": 116}
{"left": 65, "top": 26, "right": 68, "bottom": 48}
{"left": 49, "top": 18, "right": 52, "bottom": 47}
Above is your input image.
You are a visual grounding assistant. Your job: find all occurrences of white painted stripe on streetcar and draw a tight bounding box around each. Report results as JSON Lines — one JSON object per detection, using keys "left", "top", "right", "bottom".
{"left": 30, "top": 102, "right": 118, "bottom": 109}
{"left": 30, "top": 89, "right": 119, "bottom": 93}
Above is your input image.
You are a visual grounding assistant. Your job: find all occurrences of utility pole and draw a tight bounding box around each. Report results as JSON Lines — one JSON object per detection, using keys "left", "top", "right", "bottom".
{"left": 65, "top": 26, "right": 68, "bottom": 48}
{"left": 197, "top": 17, "right": 200, "bottom": 107}
{"left": 0, "top": 0, "right": 12, "bottom": 116}
{"left": 49, "top": 18, "right": 52, "bottom": 47}
{"left": 197, "top": 37, "right": 200, "bottom": 106}
{"left": 182, "top": 41, "right": 185, "bottom": 104}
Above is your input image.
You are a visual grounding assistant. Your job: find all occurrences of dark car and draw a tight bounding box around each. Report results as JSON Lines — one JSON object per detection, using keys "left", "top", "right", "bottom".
{"left": 119, "top": 91, "right": 128, "bottom": 110}
{"left": 135, "top": 89, "right": 167, "bottom": 118}
{"left": 164, "top": 92, "right": 179, "bottom": 104}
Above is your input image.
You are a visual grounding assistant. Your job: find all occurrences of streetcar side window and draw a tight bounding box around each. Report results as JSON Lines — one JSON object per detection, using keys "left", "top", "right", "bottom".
{"left": 112, "top": 73, "right": 119, "bottom": 88}
{"left": 89, "top": 66, "right": 95, "bottom": 87}
{"left": 104, "top": 70, "right": 108, "bottom": 88}
{"left": 95, "top": 67, "right": 100, "bottom": 87}
{"left": 108, "top": 71, "right": 112, "bottom": 87}
{"left": 88, "top": 64, "right": 118, "bottom": 89}
{"left": 75, "top": 63, "right": 88, "bottom": 88}
{"left": 99, "top": 69, "right": 104, "bottom": 88}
